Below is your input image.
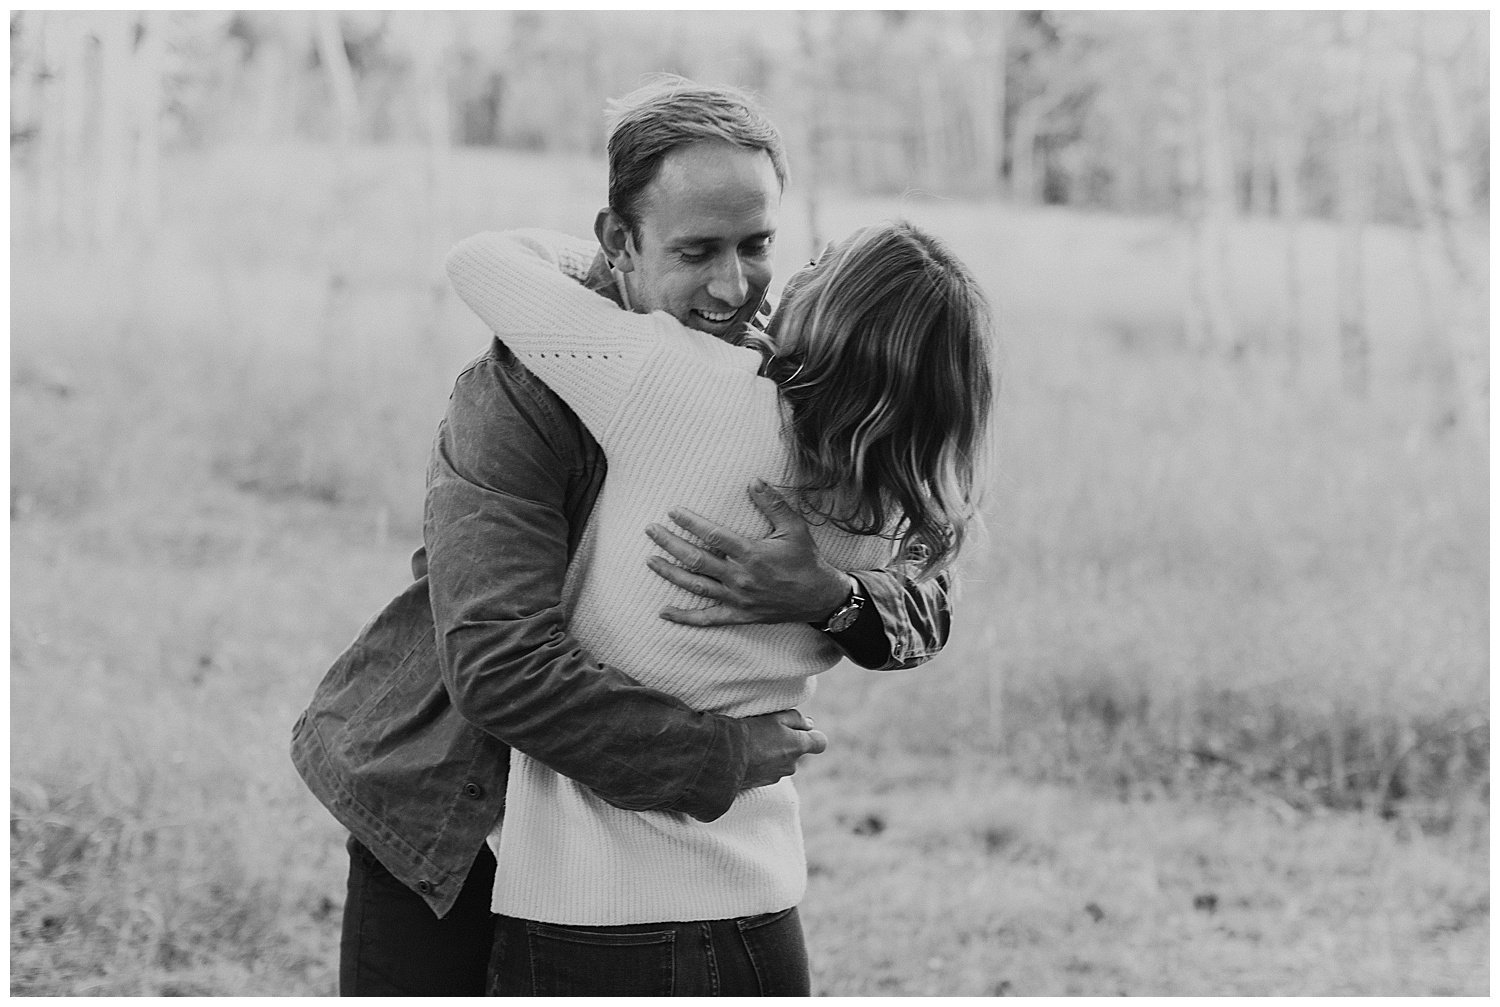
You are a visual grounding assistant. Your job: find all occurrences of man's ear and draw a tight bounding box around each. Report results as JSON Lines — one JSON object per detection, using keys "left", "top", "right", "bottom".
{"left": 595, "top": 208, "right": 637, "bottom": 274}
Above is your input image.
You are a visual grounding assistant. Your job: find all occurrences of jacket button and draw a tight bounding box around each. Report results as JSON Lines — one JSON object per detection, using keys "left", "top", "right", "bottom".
{"left": 463, "top": 782, "right": 484, "bottom": 799}
{"left": 416, "top": 880, "right": 432, "bottom": 894}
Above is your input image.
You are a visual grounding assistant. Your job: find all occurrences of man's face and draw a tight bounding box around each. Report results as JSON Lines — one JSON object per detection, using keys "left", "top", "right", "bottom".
{"left": 612, "top": 142, "right": 781, "bottom": 341}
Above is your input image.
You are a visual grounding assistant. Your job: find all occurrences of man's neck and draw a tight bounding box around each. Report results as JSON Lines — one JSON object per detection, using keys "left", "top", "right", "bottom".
{"left": 583, "top": 249, "right": 632, "bottom": 311}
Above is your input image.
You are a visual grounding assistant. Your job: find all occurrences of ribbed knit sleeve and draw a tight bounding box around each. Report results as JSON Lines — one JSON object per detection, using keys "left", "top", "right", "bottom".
{"left": 446, "top": 229, "right": 662, "bottom": 443}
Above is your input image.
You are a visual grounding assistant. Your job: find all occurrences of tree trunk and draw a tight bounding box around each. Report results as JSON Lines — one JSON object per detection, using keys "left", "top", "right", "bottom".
{"left": 409, "top": 12, "right": 455, "bottom": 322}
{"left": 249, "top": 30, "right": 287, "bottom": 141}
{"left": 1334, "top": 11, "right": 1374, "bottom": 398}
{"left": 797, "top": 12, "right": 829, "bottom": 256}
{"left": 1255, "top": 146, "right": 1277, "bottom": 218}
{"left": 1385, "top": 64, "right": 1463, "bottom": 423}
{"left": 990, "top": 12, "right": 1009, "bottom": 195}
{"left": 314, "top": 12, "right": 359, "bottom": 144}
{"left": 132, "top": 11, "right": 166, "bottom": 234}
{"left": 1010, "top": 101, "right": 1042, "bottom": 204}
{"left": 1416, "top": 19, "right": 1478, "bottom": 286}
{"left": 1183, "top": 13, "right": 1237, "bottom": 354}
{"left": 1268, "top": 71, "right": 1305, "bottom": 370}
{"left": 46, "top": 12, "right": 92, "bottom": 246}
{"left": 11, "top": 12, "right": 42, "bottom": 239}
{"left": 1415, "top": 18, "right": 1486, "bottom": 413}
{"left": 964, "top": 11, "right": 1007, "bottom": 193}
{"left": 94, "top": 13, "right": 134, "bottom": 245}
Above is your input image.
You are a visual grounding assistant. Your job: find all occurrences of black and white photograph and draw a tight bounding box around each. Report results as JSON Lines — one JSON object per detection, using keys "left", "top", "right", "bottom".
{"left": 9, "top": 9, "right": 1488, "bottom": 996}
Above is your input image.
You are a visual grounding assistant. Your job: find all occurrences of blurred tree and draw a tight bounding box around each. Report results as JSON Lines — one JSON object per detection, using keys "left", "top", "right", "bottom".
{"left": 132, "top": 12, "right": 166, "bottom": 230}
{"left": 1181, "top": 12, "right": 1238, "bottom": 354}
{"left": 387, "top": 11, "right": 457, "bottom": 317}
{"left": 10, "top": 9, "right": 1487, "bottom": 395}
{"left": 1377, "top": 12, "right": 1488, "bottom": 422}
{"left": 15, "top": 10, "right": 1487, "bottom": 229}
{"left": 451, "top": 12, "right": 513, "bottom": 147}
{"left": 792, "top": 10, "right": 831, "bottom": 254}
{"left": 26, "top": 11, "right": 91, "bottom": 243}
{"left": 966, "top": 11, "right": 1010, "bottom": 193}
{"left": 1257, "top": 13, "right": 1313, "bottom": 368}
{"left": 1333, "top": 11, "right": 1375, "bottom": 398}
{"left": 1007, "top": 12, "right": 1095, "bottom": 205}
{"left": 313, "top": 12, "right": 358, "bottom": 145}
{"left": 13, "top": 11, "right": 165, "bottom": 246}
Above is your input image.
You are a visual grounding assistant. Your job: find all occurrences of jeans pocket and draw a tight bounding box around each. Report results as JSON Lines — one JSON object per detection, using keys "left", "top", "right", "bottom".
{"left": 525, "top": 921, "right": 676, "bottom": 996}
{"left": 736, "top": 907, "right": 811, "bottom": 996}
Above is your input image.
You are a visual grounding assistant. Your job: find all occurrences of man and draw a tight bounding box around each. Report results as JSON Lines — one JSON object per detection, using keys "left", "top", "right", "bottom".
{"left": 291, "top": 76, "right": 951, "bottom": 996}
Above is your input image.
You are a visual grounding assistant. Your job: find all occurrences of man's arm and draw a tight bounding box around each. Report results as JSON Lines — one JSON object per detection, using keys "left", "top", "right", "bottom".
{"left": 644, "top": 479, "right": 951, "bottom": 671}
{"left": 426, "top": 350, "right": 823, "bottom": 823}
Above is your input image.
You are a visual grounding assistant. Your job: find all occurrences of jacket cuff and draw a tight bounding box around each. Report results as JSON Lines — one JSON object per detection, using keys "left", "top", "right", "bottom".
{"left": 819, "top": 572, "right": 889, "bottom": 668}
{"left": 849, "top": 569, "right": 922, "bottom": 669}
{"left": 664, "top": 715, "right": 751, "bottom": 823}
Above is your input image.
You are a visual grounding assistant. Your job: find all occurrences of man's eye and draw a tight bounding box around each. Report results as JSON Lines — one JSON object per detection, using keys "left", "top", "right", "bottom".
{"left": 678, "top": 249, "right": 710, "bottom": 263}
{"left": 744, "top": 239, "right": 774, "bottom": 258}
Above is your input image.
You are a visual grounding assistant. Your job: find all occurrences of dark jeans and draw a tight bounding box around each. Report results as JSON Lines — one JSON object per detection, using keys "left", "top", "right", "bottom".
{"left": 488, "top": 907, "right": 811, "bottom": 996}
{"left": 339, "top": 836, "right": 497, "bottom": 996}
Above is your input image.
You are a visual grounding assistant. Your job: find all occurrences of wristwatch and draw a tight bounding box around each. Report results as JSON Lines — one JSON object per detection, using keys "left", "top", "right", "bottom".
{"left": 817, "top": 575, "right": 866, "bottom": 634}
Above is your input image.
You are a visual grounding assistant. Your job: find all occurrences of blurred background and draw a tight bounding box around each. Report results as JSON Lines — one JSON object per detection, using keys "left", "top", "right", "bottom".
{"left": 9, "top": 10, "right": 1488, "bottom": 995}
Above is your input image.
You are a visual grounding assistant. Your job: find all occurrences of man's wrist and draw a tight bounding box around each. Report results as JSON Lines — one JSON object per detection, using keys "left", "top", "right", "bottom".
{"left": 811, "top": 573, "right": 864, "bottom": 633}
{"left": 665, "top": 715, "right": 748, "bottom": 822}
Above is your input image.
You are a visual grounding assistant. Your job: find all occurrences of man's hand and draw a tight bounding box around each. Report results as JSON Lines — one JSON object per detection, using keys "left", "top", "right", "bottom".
{"left": 740, "top": 709, "right": 828, "bottom": 789}
{"left": 645, "top": 479, "right": 851, "bottom": 626}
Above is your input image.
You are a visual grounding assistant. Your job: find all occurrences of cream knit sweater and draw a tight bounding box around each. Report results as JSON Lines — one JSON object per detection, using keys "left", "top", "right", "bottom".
{"left": 446, "top": 230, "right": 893, "bottom": 925}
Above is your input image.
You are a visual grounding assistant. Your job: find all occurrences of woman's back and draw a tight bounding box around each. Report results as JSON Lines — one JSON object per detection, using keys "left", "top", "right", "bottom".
{"left": 446, "top": 230, "right": 893, "bottom": 925}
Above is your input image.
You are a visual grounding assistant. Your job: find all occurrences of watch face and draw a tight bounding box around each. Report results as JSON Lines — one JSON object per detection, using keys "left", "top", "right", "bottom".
{"left": 826, "top": 602, "right": 861, "bottom": 633}
{"left": 822, "top": 578, "right": 865, "bottom": 633}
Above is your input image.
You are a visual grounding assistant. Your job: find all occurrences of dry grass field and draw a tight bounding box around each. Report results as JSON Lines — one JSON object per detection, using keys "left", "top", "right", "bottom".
{"left": 10, "top": 143, "right": 1488, "bottom": 994}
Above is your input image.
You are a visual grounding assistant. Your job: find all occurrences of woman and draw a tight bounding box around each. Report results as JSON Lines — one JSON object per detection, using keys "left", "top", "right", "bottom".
{"left": 445, "top": 220, "right": 993, "bottom": 996}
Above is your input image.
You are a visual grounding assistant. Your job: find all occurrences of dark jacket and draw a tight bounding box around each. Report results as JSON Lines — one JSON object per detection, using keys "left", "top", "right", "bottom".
{"left": 292, "top": 266, "right": 951, "bottom": 918}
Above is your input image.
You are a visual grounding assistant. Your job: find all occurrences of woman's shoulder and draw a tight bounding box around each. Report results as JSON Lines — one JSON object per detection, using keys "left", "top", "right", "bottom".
{"left": 651, "top": 322, "right": 769, "bottom": 376}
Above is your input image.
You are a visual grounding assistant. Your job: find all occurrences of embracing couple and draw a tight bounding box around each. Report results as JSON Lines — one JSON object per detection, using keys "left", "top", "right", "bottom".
{"left": 292, "top": 75, "right": 994, "bottom": 997}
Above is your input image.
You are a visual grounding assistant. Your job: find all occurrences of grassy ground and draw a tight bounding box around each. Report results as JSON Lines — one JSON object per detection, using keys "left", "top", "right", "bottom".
{"left": 10, "top": 143, "right": 1488, "bottom": 994}
{"left": 798, "top": 752, "right": 1486, "bottom": 995}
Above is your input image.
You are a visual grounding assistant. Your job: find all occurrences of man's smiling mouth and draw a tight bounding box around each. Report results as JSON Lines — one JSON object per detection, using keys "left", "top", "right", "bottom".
{"left": 692, "top": 308, "right": 736, "bottom": 325}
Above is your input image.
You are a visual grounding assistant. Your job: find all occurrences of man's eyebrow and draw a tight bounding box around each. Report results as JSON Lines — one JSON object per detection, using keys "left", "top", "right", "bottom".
{"left": 670, "top": 231, "right": 776, "bottom": 247}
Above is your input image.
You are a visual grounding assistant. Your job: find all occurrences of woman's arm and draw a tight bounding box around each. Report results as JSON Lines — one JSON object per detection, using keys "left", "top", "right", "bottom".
{"left": 445, "top": 229, "right": 663, "bottom": 441}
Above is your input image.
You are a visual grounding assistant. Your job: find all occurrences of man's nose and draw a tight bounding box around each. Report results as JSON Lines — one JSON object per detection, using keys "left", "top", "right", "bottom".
{"left": 706, "top": 255, "right": 749, "bottom": 306}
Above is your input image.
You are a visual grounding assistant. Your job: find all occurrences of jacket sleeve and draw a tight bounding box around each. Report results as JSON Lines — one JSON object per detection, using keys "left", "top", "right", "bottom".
{"left": 425, "top": 349, "right": 748, "bottom": 822}
{"left": 831, "top": 566, "right": 952, "bottom": 671}
{"left": 446, "top": 230, "right": 956, "bottom": 674}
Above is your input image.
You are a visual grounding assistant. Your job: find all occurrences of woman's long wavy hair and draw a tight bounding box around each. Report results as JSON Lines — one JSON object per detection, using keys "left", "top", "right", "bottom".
{"left": 750, "top": 220, "right": 995, "bottom": 580}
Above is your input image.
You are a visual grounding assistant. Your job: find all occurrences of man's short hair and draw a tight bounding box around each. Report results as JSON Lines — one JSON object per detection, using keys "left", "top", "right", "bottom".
{"left": 605, "top": 74, "right": 789, "bottom": 236}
